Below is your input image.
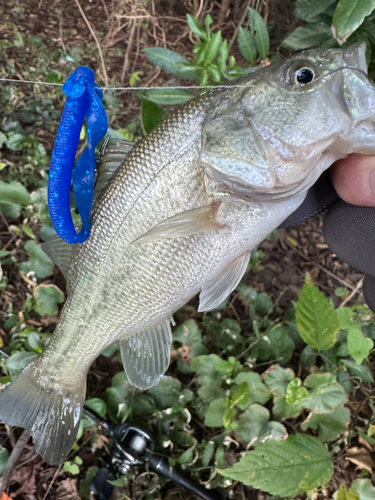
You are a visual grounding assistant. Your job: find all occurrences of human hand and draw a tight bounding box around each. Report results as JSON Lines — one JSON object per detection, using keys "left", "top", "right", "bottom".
{"left": 280, "top": 154, "right": 375, "bottom": 312}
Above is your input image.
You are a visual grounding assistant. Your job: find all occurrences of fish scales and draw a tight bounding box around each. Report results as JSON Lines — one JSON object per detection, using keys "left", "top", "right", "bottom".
{"left": 1, "top": 43, "right": 375, "bottom": 464}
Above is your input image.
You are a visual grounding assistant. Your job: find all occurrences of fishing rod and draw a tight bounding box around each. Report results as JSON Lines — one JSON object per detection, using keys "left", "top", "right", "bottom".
{"left": 84, "top": 407, "right": 224, "bottom": 500}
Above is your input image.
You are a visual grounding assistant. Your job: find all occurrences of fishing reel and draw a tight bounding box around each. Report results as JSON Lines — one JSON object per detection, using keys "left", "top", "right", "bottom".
{"left": 85, "top": 408, "right": 224, "bottom": 500}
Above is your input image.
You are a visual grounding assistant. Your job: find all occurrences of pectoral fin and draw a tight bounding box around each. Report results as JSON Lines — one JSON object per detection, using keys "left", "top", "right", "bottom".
{"left": 198, "top": 252, "right": 250, "bottom": 312}
{"left": 131, "top": 204, "right": 225, "bottom": 245}
{"left": 120, "top": 319, "right": 172, "bottom": 390}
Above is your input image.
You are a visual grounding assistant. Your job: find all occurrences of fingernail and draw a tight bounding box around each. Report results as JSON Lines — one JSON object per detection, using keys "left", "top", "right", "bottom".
{"left": 371, "top": 170, "right": 375, "bottom": 199}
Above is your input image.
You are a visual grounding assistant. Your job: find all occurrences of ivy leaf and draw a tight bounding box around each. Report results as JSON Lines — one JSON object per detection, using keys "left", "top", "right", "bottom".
{"left": 235, "top": 404, "right": 287, "bottom": 446}
{"left": 0, "top": 180, "right": 31, "bottom": 217}
{"left": 282, "top": 23, "right": 334, "bottom": 50}
{"left": 204, "top": 398, "right": 227, "bottom": 427}
{"left": 147, "top": 376, "right": 181, "bottom": 410}
{"left": 262, "top": 365, "right": 295, "bottom": 396}
{"left": 219, "top": 434, "right": 334, "bottom": 497}
{"left": 234, "top": 372, "right": 270, "bottom": 407}
{"left": 33, "top": 284, "right": 65, "bottom": 316}
{"left": 347, "top": 325, "right": 373, "bottom": 364}
{"left": 301, "top": 407, "right": 350, "bottom": 442}
{"left": 19, "top": 240, "right": 54, "bottom": 279}
{"left": 351, "top": 478, "right": 375, "bottom": 500}
{"left": 336, "top": 483, "right": 360, "bottom": 500}
{"left": 191, "top": 354, "right": 225, "bottom": 402}
{"left": 273, "top": 395, "right": 303, "bottom": 421}
{"left": 237, "top": 27, "right": 257, "bottom": 64}
{"left": 303, "top": 373, "right": 347, "bottom": 413}
{"left": 252, "top": 326, "right": 295, "bottom": 363}
{"left": 85, "top": 397, "right": 107, "bottom": 418}
{"left": 295, "top": 274, "right": 340, "bottom": 350}
{"left": 248, "top": 8, "right": 269, "bottom": 59}
{"left": 332, "top": 0, "right": 375, "bottom": 44}
{"left": 285, "top": 378, "right": 309, "bottom": 404}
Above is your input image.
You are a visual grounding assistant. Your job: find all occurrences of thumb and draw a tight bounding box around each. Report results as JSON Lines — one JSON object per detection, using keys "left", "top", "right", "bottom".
{"left": 330, "top": 154, "right": 375, "bottom": 207}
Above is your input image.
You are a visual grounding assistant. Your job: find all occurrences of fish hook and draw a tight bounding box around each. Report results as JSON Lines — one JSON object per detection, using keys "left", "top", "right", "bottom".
{"left": 48, "top": 66, "right": 108, "bottom": 244}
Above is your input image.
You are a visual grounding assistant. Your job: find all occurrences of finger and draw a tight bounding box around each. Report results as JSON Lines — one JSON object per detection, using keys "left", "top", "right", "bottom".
{"left": 330, "top": 154, "right": 375, "bottom": 207}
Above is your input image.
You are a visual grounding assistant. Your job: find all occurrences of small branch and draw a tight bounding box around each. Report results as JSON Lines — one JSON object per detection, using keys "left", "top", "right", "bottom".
{"left": 340, "top": 277, "right": 364, "bottom": 308}
{"left": 228, "top": 0, "right": 252, "bottom": 53}
{"left": 121, "top": 18, "right": 137, "bottom": 84}
{"left": 0, "top": 429, "right": 31, "bottom": 497}
{"left": 73, "top": 0, "right": 109, "bottom": 88}
{"left": 42, "top": 463, "right": 63, "bottom": 500}
{"left": 218, "top": 0, "right": 231, "bottom": 24}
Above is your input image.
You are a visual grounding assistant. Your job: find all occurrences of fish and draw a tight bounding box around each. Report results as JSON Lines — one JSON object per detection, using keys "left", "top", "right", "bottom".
{"left": 1, "top": 43, "right": 375, "bottom": 465}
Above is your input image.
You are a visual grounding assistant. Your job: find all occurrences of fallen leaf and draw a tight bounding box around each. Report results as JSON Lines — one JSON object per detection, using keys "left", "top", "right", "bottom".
{"left": 345, "top": 447, "right": 374, "bottom": 473}
{"left": 1, "top": 493, "right": 13, "bottom": 500}
{"left": 55, "top": 478, "right": 80, "bottom": 500}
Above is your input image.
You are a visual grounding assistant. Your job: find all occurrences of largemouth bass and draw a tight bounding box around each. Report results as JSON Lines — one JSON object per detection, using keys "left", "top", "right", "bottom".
{"left": 1, "top": 43, "right": 375, "bottom": 465}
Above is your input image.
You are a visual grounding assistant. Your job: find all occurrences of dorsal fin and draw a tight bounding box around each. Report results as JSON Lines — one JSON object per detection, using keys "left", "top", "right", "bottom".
{"left": 94, "top": 138, "right": 135, "bottom": 201}
{"left": 41, "top": 235, "right": 77, "bottom": 280}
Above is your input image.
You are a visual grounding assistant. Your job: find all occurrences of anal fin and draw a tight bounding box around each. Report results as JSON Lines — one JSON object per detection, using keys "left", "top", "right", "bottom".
{"left": 120, "top": 319, "right": 172, "bottom": 390}
{"left": 131, "top": 204, "right": 225, "bottom": 245}
{"left": 198, "top": 252, "right": 250, "bottom": 312}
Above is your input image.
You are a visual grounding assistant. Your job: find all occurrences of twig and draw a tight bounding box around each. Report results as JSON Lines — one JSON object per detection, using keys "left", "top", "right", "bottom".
{"left": 218, "top": 0, "right": 231, "bottom": 24}
{"left": 73, "top": 0, "right": 109, "bottom": 88}
{"left": 42, "top": 463, "right": 63, "bottom": 500}
{"left": 121, "top": 18, "right": 137, "bottom": 84}
{"left": 0, "top": 429, "right": 31, "bottom": 497}
{"left": 340, "top": 277, "right": 364, "bottom": 308}
{"left": 195, "top": 0, "right": 205, "bottom": 19}
{"left": 228, "top": 0, "right": 252, "bottom": 52}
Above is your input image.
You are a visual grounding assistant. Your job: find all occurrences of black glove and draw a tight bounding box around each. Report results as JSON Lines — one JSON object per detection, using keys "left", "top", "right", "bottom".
{"left": 280, "top": 171, "right": 375, "bottom": 312}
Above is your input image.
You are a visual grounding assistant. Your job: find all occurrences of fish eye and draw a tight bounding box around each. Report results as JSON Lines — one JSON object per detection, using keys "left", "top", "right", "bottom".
{"left": 295, "top": 67, "right": 315, "bottom": 85}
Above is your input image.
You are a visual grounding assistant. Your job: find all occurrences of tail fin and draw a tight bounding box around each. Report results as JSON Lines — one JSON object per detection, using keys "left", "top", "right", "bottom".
{"left": 0, "top": 362, "right": 86, "bottom": 465}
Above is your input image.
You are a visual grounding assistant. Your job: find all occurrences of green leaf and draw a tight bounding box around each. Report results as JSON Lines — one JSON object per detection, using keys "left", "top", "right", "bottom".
{"left": 262, "top": 365, "right": 294, "bottom": 396}
{"left": 191, "top": 354, "right": 225, "bottom": 402}
{"left": 294, "top": 0, "right": 337, "bottom": 22}
{"left": 204, "top": 398, "right": 227, "bottom": 427}
{"left": 145, "top": 88, "right": 193, "bottom": 106}
{"left": 27, "top": 332, "right": 43, "bottom": 352}
{"left": 234, "top": 372, "right": 270, "bottom": 407}
{"left": 218, "top": 40, "right": 228, "bottom": 74}
{"left": 238, "top": 27, "right": 257, "bottom": 64}
{"left": 235, "top": 404, "right": 287, "bottom": 446}
{"left": 0, "top": 180, "right": 31, "bottom": 207}
{"left": 347, "top": 325, "right": 373, "bottom": 364}
{"left": 248, "top": 8, "right": 269, "bottom": 59}
{"left": 142, "top": 48, "right": 195, "bottom": 79}
{"left": 303, "top": 373, "right": 347, "bottom": 413}
{"left": 204, "top": 31, "right": 222, "bottom": 65}
{"left": 0, "top": 203, "right": 21, "bottom": 218}
{"left": 63, "top": 460, "right": 80, "bottom": 475}
{"left": 285, "top": 378, "right": 309, "bottom": 404}
{"left": 252, "top": 326, "right": 295, "bottom": 363}
{"left": 33, "top": 284, "right": 65, "bottom": 316}
{"left": 202, "top": 441, "right": 215, "bottom": 467}
{"left": 147, "top": 376, "right": 181, "bottom": 410}
{"left": 186, "top": 14, "right": 207, "bottom": 40}
{"left": 6, "top": 133, "right": 25, "bottom": 151}
{"left": 332, "top": 0, "right": 375, "bottom": 44}
{"left": 301, "top": 407, "right": 350, "bottom": 442}
{"left": 0, "top": 132, "right": 7, "bottom": 148}
{"left": 19, "top": 240, "right": 54, "bottom": 279}
{"left": 7, "top": 351, "right": 38, "bottom": 373}
{"left": 141, "top": 99, "right": 163, "bottom": 134}
{"left": 342, "top": 359, "right": 374, "bottom": 383}
{"left": 295, "top": 274, "right": 340, "bottom": 350}
{"left": 351, "top": 478, "right": 375, "bottom": 500}
{"left": 178, "top": 445, "right": 195, "bottom": 464}
{"left": 0, "top": 445, "right": 9, "bottom": 474}
{"left": 219, "top": 434, "right": 334, "bottom": 496}
{"left": 282, "top": 23, "right": 334, "bottom": 50}
{"left": 85, "top": 397, "right": 107, "bottom": 418}
{"left": 336, "top": 483, "right": 360, "bottom": 500}
{"left": 273, "top": 395, "right": 303, "bottom": 421}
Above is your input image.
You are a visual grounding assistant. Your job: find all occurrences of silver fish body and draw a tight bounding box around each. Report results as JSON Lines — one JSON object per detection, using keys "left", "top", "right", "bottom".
{"left": 1, "top": 43, "right": 375, "bottom": 464}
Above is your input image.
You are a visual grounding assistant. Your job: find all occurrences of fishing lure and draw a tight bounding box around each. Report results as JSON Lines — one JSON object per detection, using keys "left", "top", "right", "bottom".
{"left": 48, "top": 66, "right": 108, "bottom": 244}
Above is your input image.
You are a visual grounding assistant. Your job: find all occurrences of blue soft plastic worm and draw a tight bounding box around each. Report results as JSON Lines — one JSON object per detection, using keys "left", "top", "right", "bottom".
{"left": 48, "top": 66, "right": 108, "bottom": 244}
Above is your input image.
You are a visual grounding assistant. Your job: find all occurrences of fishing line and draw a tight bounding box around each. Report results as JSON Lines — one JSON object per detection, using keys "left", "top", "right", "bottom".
{"left": 0, "top": 77, "right": 249, "bottom": 91}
